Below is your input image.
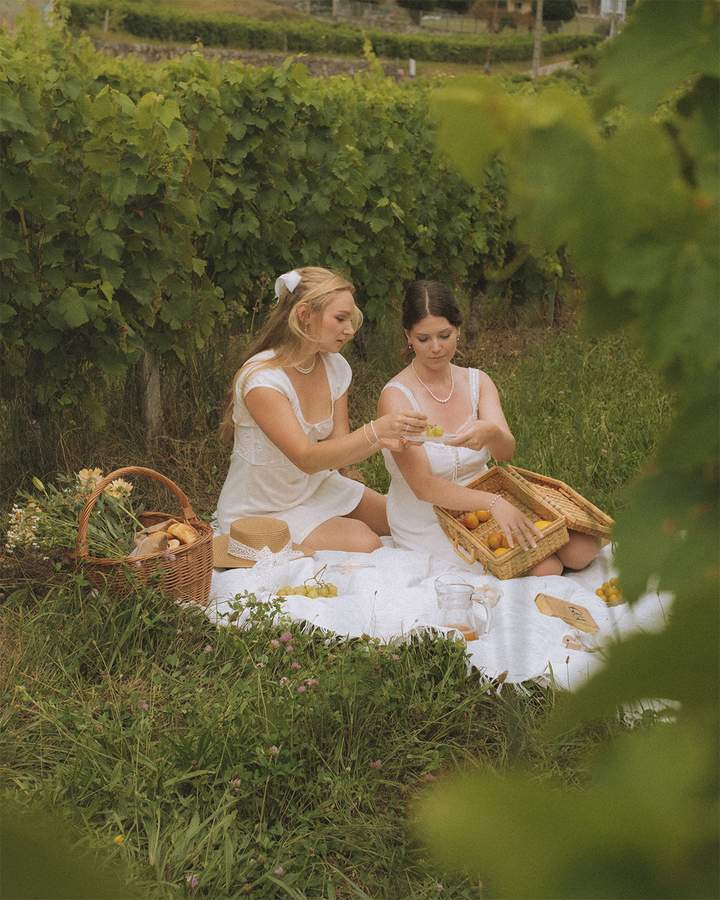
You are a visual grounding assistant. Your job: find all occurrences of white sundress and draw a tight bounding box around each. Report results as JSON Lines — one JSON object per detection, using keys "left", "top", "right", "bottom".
{"left": 215, "top": 350, "right": 365, "bottom": 542}
{"left": 381, "top": 368, "right": 491, "bottom": 570}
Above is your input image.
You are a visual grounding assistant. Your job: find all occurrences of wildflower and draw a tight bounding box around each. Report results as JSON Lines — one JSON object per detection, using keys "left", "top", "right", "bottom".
{"left": 163, "top": 549, "right": 176, "bottom": 562}
{"left": 600, "top": 448, "right": 608, "bottom": 455}
{"left": 297, "top": 685, "right": 306, "bottom": 693}
{"left": 274, "top": 867, "right": 284, "bottom": 876}
{"left": 204, "top": 645, "right": 213, "bottom": 653}
{"left": 559, "top": 390, "right": 565, "bottom": 395}
{"left": 279, "top": 631, "right": 293, "bottom": 643}
{"left": 392, "top": 654, "right": 400, "bottom": 661}
{"left": 139, "top": 702, "right": 149, "bottom": 711}
{"left": 370, "top": 759, "right": 382, "bottom": 769}
{"left": 269, "top": 639, "right": 280, "bottom": 650}
{"left": 285, "top": 645, "right": 293, "bottom": 653}
{"left": 113, "top": 834, "right": 124, "bottom": 845}
{"left": 290, "top": 661, "right": 301, "bottom": 670}
{"left": 279, "top": 677, "right": 288, "bottom": 686}
{"left": 105, "top": 478, "right": 133, "bottom": 500}
{"left": 306, "top": 678, "right": 319, "bottom": 689}
{"left": 186, "top": 875, "right": 199, "bottom": 890}
{"left": 424, "top": 773, "right": 436, "bottom": 782}
{"left": 77, "top": 468, "right": 103, "bottom": 490}
{"left": 268, "top": 746, "right": 279, "bottom": 756}
{"left": 230, "top": 777, "right": 242, "bottom": 790}
{"left": 436, "top": 884, "right": 444, "bottom": 893}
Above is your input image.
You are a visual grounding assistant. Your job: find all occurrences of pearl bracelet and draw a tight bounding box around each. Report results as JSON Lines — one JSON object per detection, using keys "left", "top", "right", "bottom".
{"left": 488, "top": 494, "right": 500, "bottom": 512}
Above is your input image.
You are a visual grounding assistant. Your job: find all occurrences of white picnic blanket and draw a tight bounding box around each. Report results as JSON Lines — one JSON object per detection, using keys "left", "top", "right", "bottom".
{"left": 204, "top": 541, "right": 672, "bottom": 691}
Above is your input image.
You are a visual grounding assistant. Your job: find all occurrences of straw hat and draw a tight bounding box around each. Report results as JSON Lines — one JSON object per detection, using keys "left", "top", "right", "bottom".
{"left": 213, "top": 517, "right": 314, "bottom": 569}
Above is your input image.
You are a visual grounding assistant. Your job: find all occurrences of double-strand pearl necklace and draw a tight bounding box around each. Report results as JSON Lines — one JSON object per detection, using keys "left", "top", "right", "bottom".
{"left": 294, "top": 356, "right": 316, "bottom": 375}
{"left": 411, "top": 359, "right": 454, "bottom": 403}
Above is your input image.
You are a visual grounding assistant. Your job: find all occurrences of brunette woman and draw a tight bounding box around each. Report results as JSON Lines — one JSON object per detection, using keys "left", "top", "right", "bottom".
{"left": 378, "top": 280, "right": 600, "bottom": 575}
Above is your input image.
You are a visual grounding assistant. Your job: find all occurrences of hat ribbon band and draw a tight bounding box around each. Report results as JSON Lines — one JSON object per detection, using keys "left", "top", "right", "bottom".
{"left": 228, "top": 536, "right": 298, "bottom": 563}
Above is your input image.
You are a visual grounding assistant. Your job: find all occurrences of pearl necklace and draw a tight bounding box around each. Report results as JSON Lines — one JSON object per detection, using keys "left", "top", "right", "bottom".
{"left": 294, "top": 356, "right": 316, "bottom": 375}
{"left": 411, "top": 359, "right": 454, "bottom": 403}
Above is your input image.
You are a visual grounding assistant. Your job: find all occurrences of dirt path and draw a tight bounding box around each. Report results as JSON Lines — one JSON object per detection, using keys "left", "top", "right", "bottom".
{"left": 534, "top": 59, "right": 575, "bottom": 76}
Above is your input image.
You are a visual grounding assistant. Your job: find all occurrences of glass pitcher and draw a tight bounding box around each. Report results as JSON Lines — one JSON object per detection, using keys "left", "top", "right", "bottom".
{"left": 434, "top": 575, "right": 492, "bottom": 641}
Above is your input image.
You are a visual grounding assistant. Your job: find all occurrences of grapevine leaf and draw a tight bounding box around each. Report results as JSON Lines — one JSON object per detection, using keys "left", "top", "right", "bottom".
{"left": 597, "top": 0, "right": 720, "bottom": 116}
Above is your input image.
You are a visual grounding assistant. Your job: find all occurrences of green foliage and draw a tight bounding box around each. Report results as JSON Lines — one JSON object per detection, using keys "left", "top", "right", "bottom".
{"left": 64, "top": 0, "right": 602, "bottom": 64}
{"left": 3, "top": 11, "right": 573, "bottom": 426}
{"left": 421, "top": 1, "right": 720, "bottom": 896}
{"left": 0, "top": 796, "right": 141, "bottom": 899}
{"left": 0, "top": 577, "right": 622, "bottom": 899}
{"left": 532, "top": 0, "right": 577, "bottom": 31}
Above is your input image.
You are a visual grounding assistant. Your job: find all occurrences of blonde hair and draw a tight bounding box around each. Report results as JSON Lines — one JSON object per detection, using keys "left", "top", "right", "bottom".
{"left": 220, "top": 266, "right": 361, "bottom": 443}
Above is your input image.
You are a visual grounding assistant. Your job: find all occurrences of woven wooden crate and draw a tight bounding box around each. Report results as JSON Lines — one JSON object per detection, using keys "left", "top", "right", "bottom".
{"left": 74, "top": 467, "right": 214, "bottom": 606}
{"left": 507, "top": 466, "right": 614, "bottom": 539}
{"left": 433, "top": 466, "right": 569, "bottom": 580}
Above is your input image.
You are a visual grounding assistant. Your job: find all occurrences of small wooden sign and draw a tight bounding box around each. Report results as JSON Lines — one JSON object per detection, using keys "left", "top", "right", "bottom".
{"left": 534, "top": 593, "right": 599, "bottom": 633}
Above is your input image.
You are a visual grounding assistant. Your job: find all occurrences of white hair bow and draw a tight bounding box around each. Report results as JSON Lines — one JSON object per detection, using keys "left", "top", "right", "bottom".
{"left": 274, "top": 270, "right": 302, "bottom": 301}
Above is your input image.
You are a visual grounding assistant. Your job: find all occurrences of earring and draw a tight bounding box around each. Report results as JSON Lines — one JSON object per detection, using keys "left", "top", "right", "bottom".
{"left": 408, "top": 342, "right": 412, "bottom": 350}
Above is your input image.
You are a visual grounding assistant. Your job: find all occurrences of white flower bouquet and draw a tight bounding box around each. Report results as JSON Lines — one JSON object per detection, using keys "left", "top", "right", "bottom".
{"left": 5, "top": 468, "right": 145, "bottom": 559}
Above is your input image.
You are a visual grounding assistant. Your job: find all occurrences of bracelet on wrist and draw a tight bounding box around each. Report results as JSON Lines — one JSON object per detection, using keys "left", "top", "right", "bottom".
{"left": 369, "top": 420, "right": 380, "bottom": 443}
{"left": 488, "top": 494, "right": 500, "bottom": 512}
{"left": 363, "top": 423, "right": 375, "bottom": 446}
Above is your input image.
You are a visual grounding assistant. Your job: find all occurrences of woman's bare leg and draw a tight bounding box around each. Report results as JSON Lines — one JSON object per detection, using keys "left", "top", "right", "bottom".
{"left": 303, "top": 516, "right": 383, "bottom": 553}
{"left": 302, "top": 489, "right": 388, "bottom": 553}
{"left": 556, "top": 531, "right": 601, "bottom": 570}
{"left": 345, "top": 487, "right": 389, "bottom": 536}
{"left": 527, "top": 554, "right": 564, "bottom": 577}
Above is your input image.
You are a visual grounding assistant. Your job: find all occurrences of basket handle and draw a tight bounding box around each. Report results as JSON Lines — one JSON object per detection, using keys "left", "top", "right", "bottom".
{"left": 75, "top": 466, "right": 200, "bottom": 561}
{"left": 450, "top": 535, "right": 477, "bottom": 567}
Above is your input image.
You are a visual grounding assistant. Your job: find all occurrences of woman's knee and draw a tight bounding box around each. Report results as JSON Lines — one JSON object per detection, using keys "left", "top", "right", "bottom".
{"left": 527, "top": 554, "right": 563, "bottom": 577}
{"left": 557, "top": 532, "right": 600, "bottom": 571}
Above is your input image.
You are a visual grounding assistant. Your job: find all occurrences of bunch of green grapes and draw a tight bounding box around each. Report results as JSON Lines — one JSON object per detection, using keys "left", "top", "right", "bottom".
{"left": 276, "top": 565, "right": 338, "bottom": 598}
{"left": 596, "top": 577, "right": 624, "bottom": 605}
{"left": 425, "top": 424, "right": 444, "bottom": 437}
{"left": 276, "top": 582, "right": 338, "bottom": 598}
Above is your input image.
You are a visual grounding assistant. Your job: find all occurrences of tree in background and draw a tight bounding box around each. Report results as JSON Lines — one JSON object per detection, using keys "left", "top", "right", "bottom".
{"left": 396, "top": 0, "right": 437, "bottom": 25}
{"left": 532, "top": 0, "right": 576, "bottom": 32}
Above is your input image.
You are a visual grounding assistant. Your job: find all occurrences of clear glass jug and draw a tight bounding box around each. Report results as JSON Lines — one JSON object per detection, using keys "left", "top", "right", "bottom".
{"left": 434, "top": 575, "right": 492, "bottom": 641}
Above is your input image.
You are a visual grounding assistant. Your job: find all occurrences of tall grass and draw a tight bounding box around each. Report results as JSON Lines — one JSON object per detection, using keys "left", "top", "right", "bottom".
{"left": 0, "top": 302, "right": 672, "bottom": 898}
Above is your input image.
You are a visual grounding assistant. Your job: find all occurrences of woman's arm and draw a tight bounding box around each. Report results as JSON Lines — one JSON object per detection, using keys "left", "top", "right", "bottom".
{"left": 245, "top": 387, "right": 425, "bottom": 475}
{"left": 378, "top": 381, "right": 541, "bottom": 550}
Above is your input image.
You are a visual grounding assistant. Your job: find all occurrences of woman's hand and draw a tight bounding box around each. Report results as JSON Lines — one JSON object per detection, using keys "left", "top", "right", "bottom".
{"left": 373, "top": 410, "right": 427, "bottom": 443}
{"left": 490, "top": 497, "right": 544, "bottom": 551}
{"left": 444, "top": 419, "right": 500, "bottom": 452}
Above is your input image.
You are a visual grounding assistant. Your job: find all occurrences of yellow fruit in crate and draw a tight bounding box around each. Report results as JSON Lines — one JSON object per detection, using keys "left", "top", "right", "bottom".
{"left": 534, "top": 520, "right": 552, "bottom": 530}
{"left": 493, "top": 547, "right": 508, "bottom": 557}
{"left": 462, "top": 512, "right": 480, "bottom": 530}
{"left": 488, "top": 532, "right": 503, "bottom": 550}
{"left": 475, "top": 510, "right": 491, "bottom": 522}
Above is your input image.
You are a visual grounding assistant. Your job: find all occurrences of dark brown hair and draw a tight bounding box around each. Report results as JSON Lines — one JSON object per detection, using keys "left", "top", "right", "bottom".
{"left": 400, "top": 281, "right": 463, "bottom": 364}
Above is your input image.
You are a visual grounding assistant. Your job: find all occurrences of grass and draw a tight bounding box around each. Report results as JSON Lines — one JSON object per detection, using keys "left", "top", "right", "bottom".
{"left": 0, "top": 297, "right": 673, "bottom": 898}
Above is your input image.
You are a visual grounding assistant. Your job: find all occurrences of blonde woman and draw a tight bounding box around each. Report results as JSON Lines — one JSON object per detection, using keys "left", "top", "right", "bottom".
{"left": 216, "top": 267, "right": 427, "bottom": 553}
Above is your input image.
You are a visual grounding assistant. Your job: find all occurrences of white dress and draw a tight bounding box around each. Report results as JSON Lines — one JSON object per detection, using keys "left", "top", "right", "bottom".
{"left": 381, "top": 369, "right": 491, "bottom": 570}
{"left": 216, "top": 350, "right": 365, "bottom": 542}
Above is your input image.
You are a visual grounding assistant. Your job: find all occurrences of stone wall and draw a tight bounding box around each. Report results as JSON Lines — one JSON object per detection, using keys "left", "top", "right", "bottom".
{"left": 91, "top": 40, "right": 399, "bottom": 79}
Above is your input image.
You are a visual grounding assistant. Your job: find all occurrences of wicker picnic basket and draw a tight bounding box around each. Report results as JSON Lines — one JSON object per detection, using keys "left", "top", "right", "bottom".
{"left": 74, "top": 467, "right": 214, "bottom": 606}
{"left": 433, "top": 466, "right": 570, "bottom": 580}
{"left": 506, "top": 466, "right": 615, "bottom": 539}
